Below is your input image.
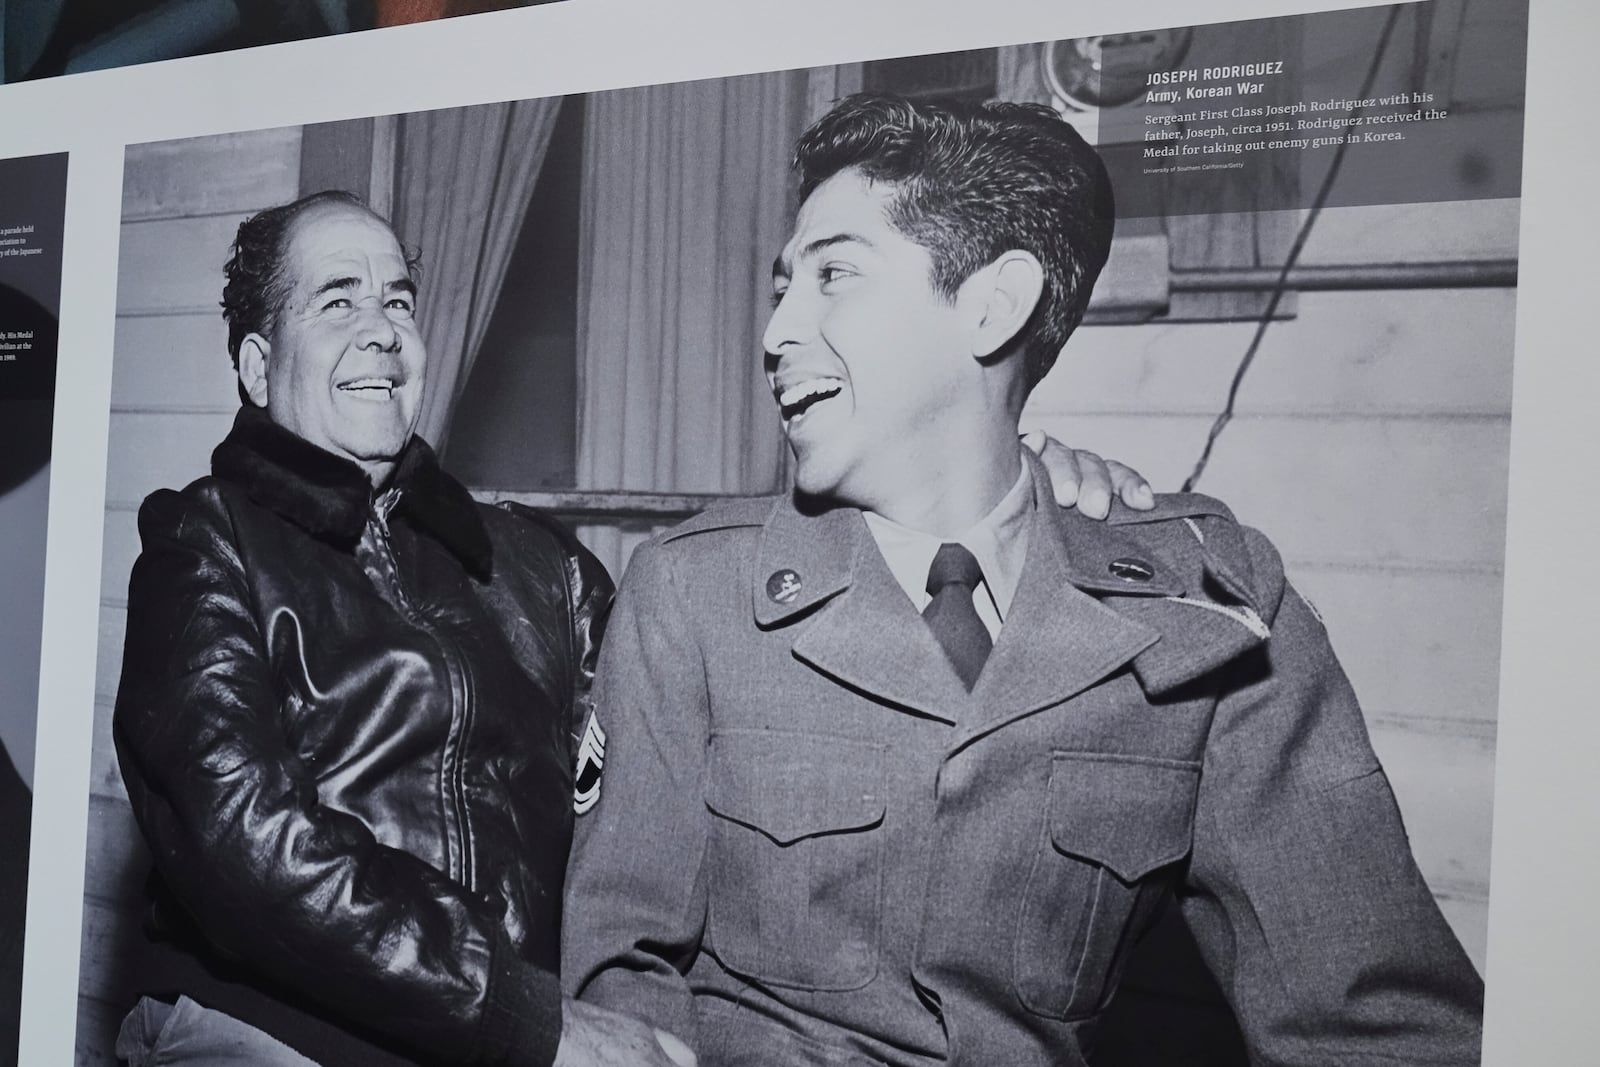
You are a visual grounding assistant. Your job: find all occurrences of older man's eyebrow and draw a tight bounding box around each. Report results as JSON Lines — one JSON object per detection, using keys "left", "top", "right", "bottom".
{"left": 773, "top": 232, "right": 873, "bottom": 282}
{"left": 385, "top": 278, "right": 418, "bottom": 298}
{"left": 310, "top": 276, "right": 361, "bottom": 300}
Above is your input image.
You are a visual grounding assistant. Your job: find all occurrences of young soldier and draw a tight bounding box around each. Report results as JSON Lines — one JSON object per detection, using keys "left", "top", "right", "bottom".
{"left": 562, "top": 94, "right": 1484, "bottom": 1067}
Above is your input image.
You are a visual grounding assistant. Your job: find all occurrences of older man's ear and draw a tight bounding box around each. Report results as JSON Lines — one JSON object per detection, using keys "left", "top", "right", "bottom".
{"left": 1021, "top": 428, "right": 1156, "bottom": 519}
{"left": 237, "top": 334, "right": 272, "bottom": 408}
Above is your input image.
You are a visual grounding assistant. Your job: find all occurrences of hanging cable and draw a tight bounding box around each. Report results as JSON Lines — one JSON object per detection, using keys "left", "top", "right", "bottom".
{"left": 1182, "top": 4, "right": 1405, "bottom": 492}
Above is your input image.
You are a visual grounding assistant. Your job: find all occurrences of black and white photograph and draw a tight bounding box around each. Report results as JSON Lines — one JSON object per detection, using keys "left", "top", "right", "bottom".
{"left": 72, "top": 1, "right": 1526, "bottom": 1064}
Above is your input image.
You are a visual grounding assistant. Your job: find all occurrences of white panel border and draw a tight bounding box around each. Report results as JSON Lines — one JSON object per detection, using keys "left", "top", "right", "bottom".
{"left": 1, "top": 0, "right": 1592, "bottom": 1063}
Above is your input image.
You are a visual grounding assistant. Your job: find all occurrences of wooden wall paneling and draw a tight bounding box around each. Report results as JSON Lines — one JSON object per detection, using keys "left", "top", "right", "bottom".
{"left": 82, "top": 796, "right": 148, "bottom": 911}
{"left": 121, "top": 128, "right": 303, "bottom": 222}
{"left": 116, "top": 216, "right": 253, "bottom": 316}
{"left": 1368, "top": 722, "right": 1496, "bottom": 901}
{"left": 1040, "top": 288, "right": 1516, "bottom": 418}
{"left": 1021, "top": 411, "right": 1510, "bottom": 566}
{"left": 1437, "top": 897, "right": 1489, "bottom": 974}
{"left": 111, "top": 315, "right": 237, "bottom": 413}
{"left": 79, "top": 798, "right": 153, "bottom": 1064}
{"left": 76, "top": 993, "right": 119, "bottom": 1067}
{"left": 103, "top": 411, "right": 234, "bottom": 510}
{"left": 1291, "top": 567, "right": 1503, "bottom": 726}
{"left": 77, "top": 907, "right": 145, "bottom": 1063}
{"left": 96, "top": 606, "right": 126, "bottom": 708}
{"left": 1298, "top": 198, "right": 1522, "bottom": 264}
{"left": 87, "top": 699, "right": 127, "bottom": 806}
{"left": 1184, "top": 416, "right": 1509, "bottom": 567}
{"left": 99, "top": 509, "right": 140, "bottom": 607}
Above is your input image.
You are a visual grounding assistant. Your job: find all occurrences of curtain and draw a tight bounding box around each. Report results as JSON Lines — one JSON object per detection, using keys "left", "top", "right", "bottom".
{"left": 391, "top": 96, "right": 562, "bottom": 448}
{"left": 574, "top": 71, "right": 808, "bottom": 577}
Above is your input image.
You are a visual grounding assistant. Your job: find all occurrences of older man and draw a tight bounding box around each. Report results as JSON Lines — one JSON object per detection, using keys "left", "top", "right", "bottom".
{"left": 110, "top": 188, "right": 1139, "bottom": 1067}
{"left": 560, "top": 94, "right": 1485, "bottom": 1067}
{"left": 112, "top": 189, "right": 666, "bottom": 1067}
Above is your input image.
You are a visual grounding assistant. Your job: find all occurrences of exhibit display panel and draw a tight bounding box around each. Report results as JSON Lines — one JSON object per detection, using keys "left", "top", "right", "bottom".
{"left": 0, "top": 0, "right": 1594, "bottom": 1064}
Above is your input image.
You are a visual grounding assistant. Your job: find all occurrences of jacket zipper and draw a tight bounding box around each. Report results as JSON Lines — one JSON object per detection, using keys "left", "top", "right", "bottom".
{"left": 371, "top": 497, "right": 477, "bottom": 890}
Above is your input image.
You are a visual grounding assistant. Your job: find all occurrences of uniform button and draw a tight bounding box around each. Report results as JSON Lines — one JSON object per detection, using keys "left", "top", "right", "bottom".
{"left": 766, "top": 568, "right": 803, "bottom": 603}
{"left": 1109, "top": 557, "right": 1155, "bottom": 582}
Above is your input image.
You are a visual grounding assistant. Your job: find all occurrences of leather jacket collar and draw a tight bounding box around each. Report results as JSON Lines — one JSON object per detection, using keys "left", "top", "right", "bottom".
{"left": 210, "top": 406, "right": 493, "bottom": 579}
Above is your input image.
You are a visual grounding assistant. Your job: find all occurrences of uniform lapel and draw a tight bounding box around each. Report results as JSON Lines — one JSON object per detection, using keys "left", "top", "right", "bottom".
{"left": 751, "top": 452, "right": 1272, "bottom": 733}
{"left": 964, "top": 462, "right": 1165, "bottom": 740}
{"left": 969, "top": 452, "right": 1271, "bottom": 731}
{"left": 755, "top": 498, "right": 973, "bottom": 724}
{"left": 1099, "top": 519, "right": 1271, "bottom": 697}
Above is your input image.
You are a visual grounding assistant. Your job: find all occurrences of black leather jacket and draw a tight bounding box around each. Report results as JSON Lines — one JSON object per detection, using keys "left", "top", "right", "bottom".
{"left": 114, "top": 408, "right": 612, "bottom": 1067}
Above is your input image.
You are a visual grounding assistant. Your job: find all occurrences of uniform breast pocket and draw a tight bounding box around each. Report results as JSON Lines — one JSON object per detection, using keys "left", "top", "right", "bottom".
{"left": 1014, "top": 751, "right": 1200, "bottom": 1020}
{"left": 704, "top": 730, "right": 886, "bottom": 991}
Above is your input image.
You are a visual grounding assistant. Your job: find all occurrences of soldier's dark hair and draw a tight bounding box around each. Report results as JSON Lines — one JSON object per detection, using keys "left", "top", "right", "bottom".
{"left": 221, "top": 190, "right": 420, "bottom": 367}
{"left": 793, "top": 93, "right": 1115, "bottom": 391}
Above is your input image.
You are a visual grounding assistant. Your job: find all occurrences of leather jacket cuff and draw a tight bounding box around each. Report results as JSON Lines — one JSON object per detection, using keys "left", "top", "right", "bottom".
{"left": 474, "top": 936, "right": 562, "bottom": 1067}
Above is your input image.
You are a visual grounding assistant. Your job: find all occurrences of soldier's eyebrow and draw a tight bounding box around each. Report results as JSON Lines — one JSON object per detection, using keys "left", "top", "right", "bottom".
{"left": 773, "top": 233, "right": 874, "bottom": 283}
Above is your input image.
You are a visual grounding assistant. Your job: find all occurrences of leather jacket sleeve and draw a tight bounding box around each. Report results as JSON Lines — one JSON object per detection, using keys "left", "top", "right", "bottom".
{"left": 113, "top": 488, "right": 567, "bottom": 1067}
{"left": 495, "top": 502, "right": 614, "bottom": 771}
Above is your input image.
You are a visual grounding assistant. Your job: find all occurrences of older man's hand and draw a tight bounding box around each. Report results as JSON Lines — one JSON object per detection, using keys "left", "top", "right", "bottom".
{"left": 1022, "top": 429, "right": 1156, "bottom": 519}
{"left": 554, "top": 998, "right": 697, "bottom": 1067}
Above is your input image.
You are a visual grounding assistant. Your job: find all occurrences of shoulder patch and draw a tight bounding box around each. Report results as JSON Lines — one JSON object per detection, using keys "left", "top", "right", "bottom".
{"left": 1289, "top": 581, "right": 1327, "bottom": 627}
{"left": 573, "top": 712, "right": 606, "bottom": 815}
{"left": 659, "top": 495, "right": 780, "bottom": 543}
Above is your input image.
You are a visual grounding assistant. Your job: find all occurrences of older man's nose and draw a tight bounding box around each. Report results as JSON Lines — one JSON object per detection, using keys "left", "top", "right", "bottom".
{"left": 356, "top": 306, "right": 402, "bottom": 352}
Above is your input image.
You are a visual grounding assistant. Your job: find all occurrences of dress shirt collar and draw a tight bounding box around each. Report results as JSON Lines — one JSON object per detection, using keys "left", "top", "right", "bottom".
{"left": 862, "top": 451, "right": 1034, "bottom": 624}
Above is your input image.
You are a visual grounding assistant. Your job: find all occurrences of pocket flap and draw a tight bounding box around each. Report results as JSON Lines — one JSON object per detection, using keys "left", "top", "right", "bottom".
{"left": 1047, "top": 752, "right": 1200, "bottom": 883}
{"left": 707, "top": 731, "right": 885, "bottom": 845}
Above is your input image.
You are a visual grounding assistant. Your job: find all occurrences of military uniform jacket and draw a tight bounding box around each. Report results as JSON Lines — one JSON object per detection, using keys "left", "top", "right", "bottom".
{"left": 561, "top": 452, "right": 1483, "bottom": 1066}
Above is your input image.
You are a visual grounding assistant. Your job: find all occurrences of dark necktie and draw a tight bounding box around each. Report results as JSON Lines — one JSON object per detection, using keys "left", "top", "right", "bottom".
{"left": 923, "top": 542, "right": 993, "bottom": 691}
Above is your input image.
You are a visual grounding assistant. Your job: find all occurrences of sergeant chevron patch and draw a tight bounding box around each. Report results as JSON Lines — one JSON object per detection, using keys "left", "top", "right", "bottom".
{"left": 574, "top": 713, "right": 606, "bottom": 815}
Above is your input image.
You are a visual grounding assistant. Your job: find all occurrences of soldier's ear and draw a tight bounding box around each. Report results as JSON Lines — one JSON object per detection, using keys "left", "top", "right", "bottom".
{"left": 236, "top": 333, "right": 271, "bottom": 409}
{"left": 964, "top": 249, "right": 1045, "bottom": 362}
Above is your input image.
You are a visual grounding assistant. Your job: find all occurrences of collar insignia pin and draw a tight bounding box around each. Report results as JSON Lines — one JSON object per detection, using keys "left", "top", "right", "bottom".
{"left": 766, "top": 569, "right": 803, "bottom": 604}
{"left": 1109, "top": 557, "right": 1156, "bottom": 582}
